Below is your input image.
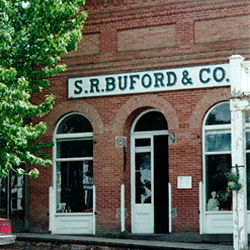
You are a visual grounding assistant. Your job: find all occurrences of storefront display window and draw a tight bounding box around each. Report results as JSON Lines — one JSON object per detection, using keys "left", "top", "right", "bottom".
{"left": 55, "top": 114, "right": 93, "bottom": 213}
{"left": 204, "top": 102, "right": 250, "bottom": 211}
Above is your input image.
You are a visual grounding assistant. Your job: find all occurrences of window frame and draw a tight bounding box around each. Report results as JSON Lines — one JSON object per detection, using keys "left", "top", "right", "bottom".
{"left": 203, "top": 102, "right": 250, "bottom": 213}
{"left": 53, "top": 113, "right": 93, "bottom": 214}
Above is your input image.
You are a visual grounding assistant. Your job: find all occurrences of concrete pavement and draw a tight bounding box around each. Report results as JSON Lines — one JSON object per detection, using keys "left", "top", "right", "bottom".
{"left": 13, "top": 233, "right": 238, "bottom": 249}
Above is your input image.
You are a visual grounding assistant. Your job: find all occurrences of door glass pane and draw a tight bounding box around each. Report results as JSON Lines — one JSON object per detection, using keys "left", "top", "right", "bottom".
{"left": 10, "top": 174, "right": 25, "bottom": 232}
{"left": 0, "top": 171, "right": 26, "bottom": 232}
{"left": 56, "top": 161, "right": 93, "bottom": 213}
{"left": 11, "top": 175, "right": 24, "bottom": 211}
{"left": 205, "top": 132, "right": 231, "bottom": 152}
{"left": 206, "top": 154, "right": 232, "bottom": 211}
{"left": 57, "top": 138, "right": 93, "bottom": 158}
{"left": 135, "top": 152, "right": 151, "bottom": 204}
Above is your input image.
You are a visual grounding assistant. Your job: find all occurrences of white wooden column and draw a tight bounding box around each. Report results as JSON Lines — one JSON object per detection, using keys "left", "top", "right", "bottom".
{"left": 121, "top": 184, "right": 125, "bottom": 232}
{"left": 230, "top": 55, "right": 248, "bottom": 250}
{"left": 93, "top": 185, "right": 96, "bottom": 235}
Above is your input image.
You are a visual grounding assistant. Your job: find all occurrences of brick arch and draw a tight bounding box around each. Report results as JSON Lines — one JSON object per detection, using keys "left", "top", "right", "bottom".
{"left": 45, "top": 100, "right": 104, "bottom": 136}
{"left": 189, "top": 88, "right": 230, "bottom": 129}
{"left": 112, "top": 94, "right": 179, "bottom": 135}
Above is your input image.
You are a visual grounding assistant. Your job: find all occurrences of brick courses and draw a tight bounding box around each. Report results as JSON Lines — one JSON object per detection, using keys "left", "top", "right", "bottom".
{"left": 30, "top": 0, "right": 250, "bottom": 234}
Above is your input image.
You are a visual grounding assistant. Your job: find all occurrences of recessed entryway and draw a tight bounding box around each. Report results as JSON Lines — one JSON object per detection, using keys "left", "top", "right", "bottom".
{"left": 131, "top": 110, "right": 169, "bottom": 233}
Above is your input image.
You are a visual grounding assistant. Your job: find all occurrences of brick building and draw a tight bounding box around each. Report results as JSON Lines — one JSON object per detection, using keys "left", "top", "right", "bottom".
{"left": 3, "top": 0, "right": 250, "bottom": 235}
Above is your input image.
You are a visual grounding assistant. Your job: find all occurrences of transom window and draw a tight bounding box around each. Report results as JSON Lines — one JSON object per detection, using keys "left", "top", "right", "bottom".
{"left": 55, "top": 114, "right": 93, "bottom": 213}
{"left": 134, "top": 111, "right": 168, "bottom": 132}
{"left": 203, "top": 102, "right": 250, "bottom": 211}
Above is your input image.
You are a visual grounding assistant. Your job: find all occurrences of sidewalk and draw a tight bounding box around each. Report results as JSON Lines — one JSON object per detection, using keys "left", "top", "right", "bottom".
{"left": 13, "top": 233, "right": 238, "bottom": 250}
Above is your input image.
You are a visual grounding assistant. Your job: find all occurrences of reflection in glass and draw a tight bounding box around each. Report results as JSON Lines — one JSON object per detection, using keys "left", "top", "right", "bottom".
{"left": 0, "top": 178, "right": 7, "bottom": 217}
{"left": 205, "top": 103, "right": 231, "bottom": 125}
{"left": 135, "top": 138, "right": 151, "bottom": 147}
{"left": 246, "top": 132, "right": 250, "bottom": 150}
{"left": 57, "top": 139, "right": 93, "bottom": 158}
{"left": 205, "top": 132, "right": 231, "bottom": 152}
{"left": 11, "top": 175, "right": 23, "bottom": 211}
{"left": 57, "top": 114, "right": 93, "bottom": 134}
{"left": 56, "top": 161, "right": 93, "bottom": 213}
{"left": 55, "top": 114, "right": 94, "bottom": 214}
{"left": 135, "top": 152, "right": 151, "bottom": 204}
{"left": 206, "top": 154, "right": 232, "bottom": 211}
{"left": 247, "top": 154, "right": 250, "bottom": 210}
{"left": 204, "top": 102, "right": 250, "bottom": 212}
{"left": 0, "top": 171, "right": 25, "bottom": 223}
{"left": 206, "top": 103, "right": 250, "bottom": 126}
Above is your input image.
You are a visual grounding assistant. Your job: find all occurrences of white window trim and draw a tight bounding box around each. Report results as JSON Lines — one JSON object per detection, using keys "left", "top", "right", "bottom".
{"left": 55, "top": 157, "right": 93, "bottom": 162}
{"left": 202, "top": 101, "right": 250, "bottom": 215}
{"left": 55, "top": 132, "right": 93, "bottom": 140}
{"left": 53, "top": 113, "right": 94, "bottom": 214}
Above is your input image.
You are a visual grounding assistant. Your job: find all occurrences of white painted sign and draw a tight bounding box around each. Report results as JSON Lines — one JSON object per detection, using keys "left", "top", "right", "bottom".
{"left": 177, "top": 176, "right": 192, "bottom": 189}
{"left": 68, "top": 63, "right": 230, "bottom": 99}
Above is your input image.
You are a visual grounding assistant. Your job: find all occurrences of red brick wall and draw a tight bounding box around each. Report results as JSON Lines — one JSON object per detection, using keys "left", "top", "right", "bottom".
{"left": 30, "top": 0, "right": 250, "bottom": 234}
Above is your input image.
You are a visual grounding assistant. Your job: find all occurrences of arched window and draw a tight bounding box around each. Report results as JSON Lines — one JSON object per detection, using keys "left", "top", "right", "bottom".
{"left": 203, "top": 102, "right": 250, "bottom": 211}
{"left": 134, "top": 111, "right": 168, "bottom": 132}
{"left": 54, "top": 114, "right": 93, "bottom": 213}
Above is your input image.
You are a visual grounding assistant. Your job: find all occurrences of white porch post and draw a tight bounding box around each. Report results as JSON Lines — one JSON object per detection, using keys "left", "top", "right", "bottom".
{"left": 231, "top": 100, "right": 247, "bottom": 250}
{"left": 121, "top": 184, "right": 125, "bottom": 232}
{"left": 230, "top": 55, "right": 248, "bottom": 250}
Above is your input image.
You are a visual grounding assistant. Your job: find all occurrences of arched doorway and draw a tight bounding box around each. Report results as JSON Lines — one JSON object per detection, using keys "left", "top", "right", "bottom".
{"left": 131, "top": 110, "right": 169, "bottom": 234}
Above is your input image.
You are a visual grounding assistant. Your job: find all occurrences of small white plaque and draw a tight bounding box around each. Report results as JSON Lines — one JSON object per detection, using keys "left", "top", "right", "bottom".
{"left": 177, "top": 176, "right": 192, "bottom": 189}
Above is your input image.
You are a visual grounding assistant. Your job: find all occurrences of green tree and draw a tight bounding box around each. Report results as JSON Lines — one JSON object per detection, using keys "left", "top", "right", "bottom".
{"left": 0, "top": 0, "right": 87, "bottom": 178}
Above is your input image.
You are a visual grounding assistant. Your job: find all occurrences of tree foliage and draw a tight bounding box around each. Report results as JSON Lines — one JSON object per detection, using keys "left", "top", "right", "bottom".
{"left": 0, "top": 0, "right": 87, "bottom": 178}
